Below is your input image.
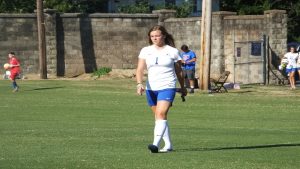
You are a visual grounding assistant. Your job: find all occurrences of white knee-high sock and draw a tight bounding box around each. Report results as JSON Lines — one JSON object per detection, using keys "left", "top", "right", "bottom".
{"left": 153, "top": 120, "right": 167, "bottom": 147}
{"left": 162, "top": 122, "right": 172, "bottom": 149}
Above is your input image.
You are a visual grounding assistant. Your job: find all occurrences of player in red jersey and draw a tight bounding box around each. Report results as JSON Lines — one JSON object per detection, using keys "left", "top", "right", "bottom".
{"left": 8, "top": 52, "right": 21, "bottom": 92}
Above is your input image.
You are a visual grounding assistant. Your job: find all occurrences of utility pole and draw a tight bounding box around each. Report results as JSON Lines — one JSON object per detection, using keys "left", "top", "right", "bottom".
{"left": 36, "top": 0, "right": 47, "bottom": 79}
{"left": 199, "top": 0, "right": 212, "bottom": 90}
{"left": 199, "top": 0, "right": 206, "bottom": 90}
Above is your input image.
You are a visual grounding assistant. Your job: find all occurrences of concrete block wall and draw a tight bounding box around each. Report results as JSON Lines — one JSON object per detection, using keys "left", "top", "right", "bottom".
{"left": 0, "top": 10, "right": 287, "bottom": 84}
{"left": 56, "top": 13, "right": 158, "bottom": 77}
{"left": 165, "top": 11, "right": 287, "bottom": 83}
{"left": 223, "top": 14, "right": 266, "bottom": 83}
{"left": 164, "top": 17, "right": 201, "bottom": 76}
{"left": 0, "top": 14, "right": 39, "bottom": 75}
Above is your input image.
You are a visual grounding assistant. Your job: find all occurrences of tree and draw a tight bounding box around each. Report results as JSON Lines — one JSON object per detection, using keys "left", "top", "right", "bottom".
{"left": 117, "top": 0, "right": 151, "bottom": 14}
{"left": 0, "top": 0, "right": 36, "bottom": 13}
{"left": 44, "top": 0, "right": 108, "bottom": 13}
{"left": 117, "top": 0, "right": 194, "bottom": 18}
{"left": 0, "top": 0, "right": 108, "bottom": 13}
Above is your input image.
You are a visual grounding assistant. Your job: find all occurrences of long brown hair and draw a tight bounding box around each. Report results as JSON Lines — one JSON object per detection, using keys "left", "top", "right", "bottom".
{"left": 147, "top": 25, "right": 175, "bottom": 47}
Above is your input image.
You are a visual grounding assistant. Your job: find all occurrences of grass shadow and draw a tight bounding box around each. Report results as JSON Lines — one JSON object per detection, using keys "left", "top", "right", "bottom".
{"left": 56, "top": 13, "right": 65, "bottom": 76}
{"left": 80, "top": 15, "right": 97, "bottom": 73}
{"left": 230, "top": 90, "right": 253, "bottom": 94}
{"left": 177, "top": 143, "right": 300, "bottom": 152}
{"left": 24, "top": 86, "right": 65, "bottom": 91}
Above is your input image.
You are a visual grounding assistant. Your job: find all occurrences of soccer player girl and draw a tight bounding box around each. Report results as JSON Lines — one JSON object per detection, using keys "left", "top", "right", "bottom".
{"left": 284, "top": 46, "right": 298, "bottom": 89}
{"left": 8, "top": 52, "right": 21, "bottom": 92}
{"left": 136, "top": 25, "right": 187, "bottom": 153}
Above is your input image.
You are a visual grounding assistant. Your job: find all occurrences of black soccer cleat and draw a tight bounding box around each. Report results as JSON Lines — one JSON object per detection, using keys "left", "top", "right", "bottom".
{"left": 148, "top": 144, "right": 159, "bottom": 153}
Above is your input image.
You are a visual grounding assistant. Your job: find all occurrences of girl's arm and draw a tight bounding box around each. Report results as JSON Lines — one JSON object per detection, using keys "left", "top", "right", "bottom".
{"left": 136, "top": 58, "right": 146, "bottom": 95}
{"left": 175, "top": 61, "right": 187, "bottom": 96}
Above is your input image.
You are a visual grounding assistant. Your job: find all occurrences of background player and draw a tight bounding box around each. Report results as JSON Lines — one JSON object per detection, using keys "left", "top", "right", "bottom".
{"left": 8, "top": 52, "right": 21, "bottom": 92}
{"left": 180, "top": 45, "right": 197, "bottom": 93}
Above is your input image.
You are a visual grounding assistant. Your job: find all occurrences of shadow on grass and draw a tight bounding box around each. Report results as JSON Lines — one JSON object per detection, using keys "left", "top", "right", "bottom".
{"left": 177, "top": 143, "right": 300, "bottom": 152}
{"left": 25, "top": 86, "right": 65, "bottom": 91}
{"left": 239, "top": 86, "right": 254, "bottom": 89}
{"left": 207, "top": 90, "right": 253, "bottom": 94}
{"left": 230, "top": 90, "right": 253, "bottom": 94}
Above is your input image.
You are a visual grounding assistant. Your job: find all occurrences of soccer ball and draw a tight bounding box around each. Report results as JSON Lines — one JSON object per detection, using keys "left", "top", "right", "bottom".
{"left": 281, "top": 57, "right": 288, "bottom": 65}
{"left": 3, "top": 63, "right": 10, "bottom": 70}
{"left": 278, "top": 57, "right": 288, "bottom": 70}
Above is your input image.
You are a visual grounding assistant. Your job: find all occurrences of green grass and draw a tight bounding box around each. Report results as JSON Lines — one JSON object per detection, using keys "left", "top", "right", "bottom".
{"left": 0, "top": 79, "right": 299, "bottom": 169}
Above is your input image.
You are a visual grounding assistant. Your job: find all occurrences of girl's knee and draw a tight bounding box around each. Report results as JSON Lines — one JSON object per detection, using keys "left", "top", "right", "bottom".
{"left": 155, "top": 112, "right": 167, "bottom": 120}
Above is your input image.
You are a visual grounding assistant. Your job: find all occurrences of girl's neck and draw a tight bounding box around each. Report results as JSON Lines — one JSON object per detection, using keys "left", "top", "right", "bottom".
{"left": 153, "top": 44, "right": 166, "bottom": 50}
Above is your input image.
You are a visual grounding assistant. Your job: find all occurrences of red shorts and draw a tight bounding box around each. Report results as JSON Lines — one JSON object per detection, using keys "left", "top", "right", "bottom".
{"left": 10, "top": 71, "right": 19, "bottom": 80}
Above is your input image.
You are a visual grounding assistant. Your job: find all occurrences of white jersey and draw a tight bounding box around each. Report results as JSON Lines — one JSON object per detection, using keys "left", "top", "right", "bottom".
{"left": 284, "top": 52, "right": 298, "bottom": 69}
{"left": 138, "top": 45, "right": 181, "bottom": 91}
{"left": 297, "top": 52, "right": 300, "bottom": 68}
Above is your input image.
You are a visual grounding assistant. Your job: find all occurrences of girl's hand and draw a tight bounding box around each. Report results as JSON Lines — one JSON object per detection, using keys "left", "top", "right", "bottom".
{"left": 181, "top": 87, "right": 187, "bottom": 97}
{"left": 137, "top": 83, "right": 145, "bottom": 95}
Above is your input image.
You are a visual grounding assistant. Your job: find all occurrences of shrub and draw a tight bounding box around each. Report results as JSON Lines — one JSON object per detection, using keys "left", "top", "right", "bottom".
{"left": 92, "top": 67, "right": 112, "bottom": 77}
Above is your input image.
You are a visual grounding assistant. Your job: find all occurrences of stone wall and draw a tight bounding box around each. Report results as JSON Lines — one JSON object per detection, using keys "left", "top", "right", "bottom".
{"left": 223, "top": 14, "right": 266, "bottom": 83}
{"left": 0, "top": 10, "right": 287, "bottom": 84}
{"left": 164, "top": 10, "right": 287, "bottom": 84}
{"left": 0, "top": 14, "right": 39, "bottom": 74}
{"left": 54, "top": 13, "right": 158, "bottom": 77}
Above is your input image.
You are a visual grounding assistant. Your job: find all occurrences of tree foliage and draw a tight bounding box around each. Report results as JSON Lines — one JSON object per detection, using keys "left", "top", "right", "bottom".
{"left": 154, "top": 1, "right": 194, "bottom": 18}
{"left": 117, "top": 0, "right": 151, "bottom": 14}
{"left": 220, "top": 0, "right": 300, "bottom": 42}
{"left": 0, "top": 0, "right": 36, "bottom": 13}
{"left": 0, "top": 0, "right": 108, "bottom": 13}
{"left": 44, "top": 0, "right": 108, "bottom": 13}
{"left": 117, "top": 0, "right": 193, "bottom": 18}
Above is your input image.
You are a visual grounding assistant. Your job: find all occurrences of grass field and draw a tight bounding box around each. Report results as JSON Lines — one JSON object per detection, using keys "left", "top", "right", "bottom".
{"left": 0, "top": 79, "right": 299, "bottom": 169}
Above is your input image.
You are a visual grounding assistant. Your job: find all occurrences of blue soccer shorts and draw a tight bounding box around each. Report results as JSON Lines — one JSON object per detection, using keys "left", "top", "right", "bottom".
{"left": 145, "top": 89, "right": 176, "bottom": 106}
{"left": 286, "top": 68, "right": 297, "bottom": 74}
